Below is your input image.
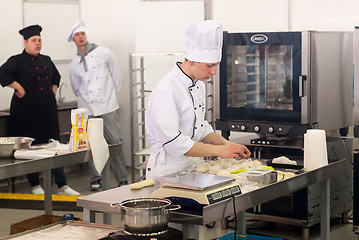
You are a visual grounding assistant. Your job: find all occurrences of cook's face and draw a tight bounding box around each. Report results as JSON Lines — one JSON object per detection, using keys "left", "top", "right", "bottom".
{"left": 24, "top": 36, "right": 42, "bottom": 56}
{"left": 193, "top": 62, "right": 220, "bottom": 81}
{"left": 73, "top": 31, "right": 87, "bottom": 47}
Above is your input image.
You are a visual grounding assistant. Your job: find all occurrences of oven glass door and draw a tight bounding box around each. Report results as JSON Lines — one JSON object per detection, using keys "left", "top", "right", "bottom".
{"left": 220, "top": 32, "right": 302, "bottom": 123}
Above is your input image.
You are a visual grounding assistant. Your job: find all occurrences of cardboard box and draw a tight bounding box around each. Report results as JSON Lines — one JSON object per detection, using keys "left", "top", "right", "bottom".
{"left": 10, "top": 214, "right": 81, "bottom": 235}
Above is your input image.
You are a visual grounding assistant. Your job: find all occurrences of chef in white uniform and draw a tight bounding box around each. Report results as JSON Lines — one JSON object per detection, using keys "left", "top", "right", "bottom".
{"left": 67, "top": 21, "right": 127, "bottom": 190}
{"left": 146, "top": 20, "right": 251, "bottom": 179}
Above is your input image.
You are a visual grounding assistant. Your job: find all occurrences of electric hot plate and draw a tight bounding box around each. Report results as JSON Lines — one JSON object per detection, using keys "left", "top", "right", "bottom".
{"left": 99, "top": 227, "right": 183, "bottom": 240}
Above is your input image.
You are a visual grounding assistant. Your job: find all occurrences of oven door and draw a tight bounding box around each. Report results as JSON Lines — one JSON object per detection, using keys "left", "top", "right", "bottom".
{"left": 220, "top": 31, "right": 303, "bottom": 124}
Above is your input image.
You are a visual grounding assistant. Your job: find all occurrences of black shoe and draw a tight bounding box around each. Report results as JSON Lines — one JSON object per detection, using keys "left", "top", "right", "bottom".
{"left": 118, "top": 180, "right": 128, "bottom": 187}
{"left": 90, "top": 180, "right": 101, "bottom": 191}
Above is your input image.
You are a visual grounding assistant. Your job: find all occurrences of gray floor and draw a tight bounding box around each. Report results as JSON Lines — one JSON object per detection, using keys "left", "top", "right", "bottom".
{"left": 0, "top": 163, "right": 357, "bottom": 240}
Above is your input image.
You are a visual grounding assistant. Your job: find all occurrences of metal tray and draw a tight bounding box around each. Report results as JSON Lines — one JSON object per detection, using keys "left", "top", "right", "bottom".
{"left": 159, "top": 172, "right": 235, "bottom": 191}
{"left": 266, "top": 159, "right": 303, "bottom": 170}
{"left": 1, "top": 221, "right": 122, "bottom": 240}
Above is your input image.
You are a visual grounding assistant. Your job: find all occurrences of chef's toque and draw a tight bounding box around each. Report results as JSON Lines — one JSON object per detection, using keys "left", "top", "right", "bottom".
{"left": 19, "top": 25, "right": 42, "bottom": 40}
{"left": 67, "top": 20, "right": 86, "bottom": 42}
{"left": 184, "top": 20, "right": 223, "bottom": 63}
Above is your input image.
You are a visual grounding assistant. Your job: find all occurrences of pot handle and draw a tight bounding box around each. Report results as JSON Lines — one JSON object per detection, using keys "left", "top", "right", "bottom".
{"left": 165, "top": 204, "right": 181, "bottom": 213}
{"left": 110, "top": 202, "right": 121, "bottom": 209}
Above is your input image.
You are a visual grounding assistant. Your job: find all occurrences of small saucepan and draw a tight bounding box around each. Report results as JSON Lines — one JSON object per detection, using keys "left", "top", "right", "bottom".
{"left": 110, "top": 198, "right": 181, "bottom": 233}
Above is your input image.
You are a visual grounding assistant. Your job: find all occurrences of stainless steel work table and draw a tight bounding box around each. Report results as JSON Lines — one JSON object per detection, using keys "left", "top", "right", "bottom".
{"left": 0, "top": 143, "right": 121, "bottom": 215}
{"left": 77, "top": 159, "right": 347, "bottom": 240}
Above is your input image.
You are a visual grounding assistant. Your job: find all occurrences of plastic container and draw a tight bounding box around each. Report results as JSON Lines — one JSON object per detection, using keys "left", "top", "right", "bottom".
{"left": 236, "top": 181, "right": 258, "bottom": 193}
{"left": 242, "top": 169, "right": 277, "bottom": 185}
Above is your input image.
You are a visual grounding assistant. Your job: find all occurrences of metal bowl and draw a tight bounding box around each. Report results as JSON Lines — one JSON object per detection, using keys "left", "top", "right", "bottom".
{"left": 0, "top": 137, "right": 34, "bottom": 158}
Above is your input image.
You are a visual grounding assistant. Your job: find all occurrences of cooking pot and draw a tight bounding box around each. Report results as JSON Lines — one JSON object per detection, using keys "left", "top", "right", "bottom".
{"left": 110, "top": 198, "right": 181, "bottom": 234}
{"left": 0, "top": 137, "right": 34, "bottom": 158}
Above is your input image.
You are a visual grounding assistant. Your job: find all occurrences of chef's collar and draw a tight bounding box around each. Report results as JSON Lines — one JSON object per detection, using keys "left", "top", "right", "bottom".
{"left": 176, "top": 62, "right": 198, "bottom": 86}
{"left": 23, "top": 49, "right": 41, "bottom": 58}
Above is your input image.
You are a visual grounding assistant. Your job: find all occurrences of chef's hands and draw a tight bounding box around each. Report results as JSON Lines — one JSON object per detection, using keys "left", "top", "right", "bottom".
{"left": 8, "top": 81, "right": 25, "bottom": 98}
{"left": 52, "top": 85, "right": 58, "bottom": 96}
{"left": 185, "top": 133, "right": 251, "bottom": 159}
{"left": 218, "top": 142, "right": 251, "bottom": 159}
{"left": 15, "top": 87, "right": 26, "bottom": 98}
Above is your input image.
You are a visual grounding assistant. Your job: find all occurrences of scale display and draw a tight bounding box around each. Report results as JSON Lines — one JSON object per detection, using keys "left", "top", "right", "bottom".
{"left": 206, "top": 184, "right": 241, "bottom": 204}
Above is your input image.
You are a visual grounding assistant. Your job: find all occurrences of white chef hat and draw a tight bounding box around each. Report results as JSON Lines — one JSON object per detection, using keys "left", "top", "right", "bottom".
{"left": 184, "top": 20, "right": 223, "bottom": 63}
{"left": 67, "top": 20, "right": 86, "bottom": 42}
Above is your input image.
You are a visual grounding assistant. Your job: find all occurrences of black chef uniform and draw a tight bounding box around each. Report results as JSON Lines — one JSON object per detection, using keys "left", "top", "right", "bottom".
{"left": 0, "top": 27, "right": 67, "bottom": 188}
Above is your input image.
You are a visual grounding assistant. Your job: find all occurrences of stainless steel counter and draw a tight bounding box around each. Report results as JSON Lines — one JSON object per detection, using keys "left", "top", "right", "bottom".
{"left": 77, "top": 159, "right": 347, "bottom": 240}
{"left": 0, "top": 143, "right": 121, "bottom": 215}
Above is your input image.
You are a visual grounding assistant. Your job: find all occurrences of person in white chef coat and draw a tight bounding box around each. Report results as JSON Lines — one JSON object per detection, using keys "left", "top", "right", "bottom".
{"left": 145, "top": 20, "right": 251, "bottom": 179}
{"left": 67, "top": 20, "right": 127, "bottom": 190}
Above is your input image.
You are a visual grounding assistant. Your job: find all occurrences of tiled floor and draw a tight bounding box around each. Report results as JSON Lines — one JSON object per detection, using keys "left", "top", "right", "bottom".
{"left": 0, "top": 164, "right": 357, "bottom": 240}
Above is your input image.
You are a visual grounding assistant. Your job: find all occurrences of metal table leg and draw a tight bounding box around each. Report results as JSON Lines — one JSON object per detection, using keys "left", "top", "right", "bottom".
{"left": 237, "top": 211, "right": 246, "bottom": 234}
{"left": 102, "top": 162, "right": 111, "bottom": 224}
{"left": 320, "top": 179, "right": 330, "bottom": 240}
{"left": 182, "top": 223, "right": 199, "bottom": 239}
{"left": 83, "top": 208, "right": 96, "bottom": 223}
{"left": 43, "top": 169, "right": 52, "bottom": 215}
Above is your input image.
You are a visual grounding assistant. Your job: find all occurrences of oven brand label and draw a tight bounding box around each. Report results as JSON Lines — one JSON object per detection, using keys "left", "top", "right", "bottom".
{"left": 250, "top": 34, "right": 268, "bottom": 44}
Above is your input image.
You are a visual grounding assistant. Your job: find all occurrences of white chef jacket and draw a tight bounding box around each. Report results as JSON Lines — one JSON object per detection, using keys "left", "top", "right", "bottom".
{"left": 69, "top": 46, "right": 122, "bottom": 116}
{"left": 145, "top": 62, "right": 214, "bottom": 179}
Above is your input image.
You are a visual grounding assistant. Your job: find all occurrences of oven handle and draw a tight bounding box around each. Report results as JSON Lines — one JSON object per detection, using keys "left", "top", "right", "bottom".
{"left": 299, "top": 75, "right": 307, "bottom": 97}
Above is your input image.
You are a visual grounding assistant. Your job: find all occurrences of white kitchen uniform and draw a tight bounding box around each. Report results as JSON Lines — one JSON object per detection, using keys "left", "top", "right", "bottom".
{"left": 69, "top": 46, "right": 122, "bottom": 116}
{"left": 69, "top": 45, "right": 127, "bottom": 184}
{"left": 145, "top": 62, "right": 214, "bottom": 179}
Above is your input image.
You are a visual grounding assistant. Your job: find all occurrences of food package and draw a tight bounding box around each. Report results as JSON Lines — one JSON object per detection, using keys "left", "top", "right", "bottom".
{"left": 69, "top": 108, "right": 89, "bottom": 152}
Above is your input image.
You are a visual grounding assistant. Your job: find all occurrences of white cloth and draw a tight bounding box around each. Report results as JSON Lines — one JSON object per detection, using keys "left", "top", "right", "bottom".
{"left": 184, "top": 20, "right": 223, "bottom": 63}
{"left": 69, "top": 46, "right": 122, "bottom": 116}
{"left": 87, "top": 118, "right": 109, "bottom": 174}
{"left": 14, "top": 149, "right": 56, "bottom": 160}
{"left": 67, "top": 20, "right": 86, "bottom": 42}
{"left": 145, "top": 62, "right": 214, "bottom": 179}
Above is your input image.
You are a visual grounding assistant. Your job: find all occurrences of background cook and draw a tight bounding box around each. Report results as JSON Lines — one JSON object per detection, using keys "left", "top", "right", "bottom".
{"left": 0, "top": 25, "right": 79, "bottom": 195}
{"left": 67, "top": 21, "right": 127, "bottom": 190}
{"left": 145, "top": 20, "right": 251, "bottom": 179}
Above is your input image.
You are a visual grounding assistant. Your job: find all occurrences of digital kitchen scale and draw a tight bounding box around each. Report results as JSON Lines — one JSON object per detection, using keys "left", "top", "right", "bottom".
{"left": 148, "top": 172, "right": 241, "bottom": 205}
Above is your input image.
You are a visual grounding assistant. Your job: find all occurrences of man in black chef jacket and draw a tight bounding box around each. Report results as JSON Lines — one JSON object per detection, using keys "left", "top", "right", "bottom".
{"left": 0, "top": 25, "right": 80, "bottom": 195}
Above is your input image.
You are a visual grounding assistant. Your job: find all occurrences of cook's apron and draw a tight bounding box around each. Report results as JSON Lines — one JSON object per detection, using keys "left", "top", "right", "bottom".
{"left": 9, "top": 89, "right": 60, "bottom": 145}
{"left": 146, "top": 144, "right": 200, "bottom": 180}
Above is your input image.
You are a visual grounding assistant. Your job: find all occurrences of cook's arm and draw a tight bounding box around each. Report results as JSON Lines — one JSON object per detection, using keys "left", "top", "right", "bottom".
{"left": 8, "top": 81, "right": 25, "bottom": 98}
{"left": 185, "top": 132, "right": 251, "bottom": 159}
{"left": 201, "top": 132, "right": 230, "bottom": 145}
{"left": 0, "top": 56, "right": 24, "bottom": 98}
{"left": 69, "top": 62, "right": 81, "bottom": 96}
{"left": 52, "top": 85, "right": 58, "bottom": 96}
{"left": 106, "top": 49, "right": 122, "bottom": 92}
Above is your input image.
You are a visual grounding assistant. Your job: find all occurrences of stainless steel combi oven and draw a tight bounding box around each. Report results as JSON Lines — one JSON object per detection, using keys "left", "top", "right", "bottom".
{"left": 216, "top": 31, "right": 353, "bottom": 139}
